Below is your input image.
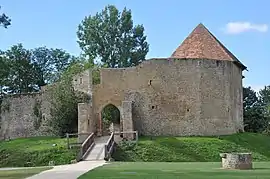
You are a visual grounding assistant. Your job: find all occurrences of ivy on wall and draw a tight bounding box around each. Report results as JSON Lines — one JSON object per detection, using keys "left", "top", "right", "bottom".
{"left": 33, "top": 99, "right": 42, "bottom": 130}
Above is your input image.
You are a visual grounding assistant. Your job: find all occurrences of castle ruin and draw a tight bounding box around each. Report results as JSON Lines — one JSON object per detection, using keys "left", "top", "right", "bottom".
{"left": 74, "top": 23, "right": 247, "bottom": 139}
{"left": 0, "top": 23, "right": 247, "bottom": 140}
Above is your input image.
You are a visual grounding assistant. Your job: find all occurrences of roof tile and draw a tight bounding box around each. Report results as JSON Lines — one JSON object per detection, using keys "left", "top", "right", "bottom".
{"left": 171, "top": 23, "right": 246, "bottom": 69}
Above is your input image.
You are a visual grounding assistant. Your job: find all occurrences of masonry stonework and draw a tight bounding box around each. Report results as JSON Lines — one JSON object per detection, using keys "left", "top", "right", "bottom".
{"left": 76, "top": 24, "right": 246, "bottom": 137}
{"left": 0, "top": 89, "right": 52, "bottom": 140}
{"left": 0, "top": 23, "right": 246, "bottom": 140}
{"left": 78, "top": 58, "right": 244, "bottom": 136}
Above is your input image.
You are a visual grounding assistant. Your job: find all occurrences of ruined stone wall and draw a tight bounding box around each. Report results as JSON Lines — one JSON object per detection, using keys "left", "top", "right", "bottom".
{"left": 73, "top": 69, "right": 92, "bottom": 95}
{"left": 0, "top": 89, "right": 52, "bottom": 140}
{"left": 1, "top": 57, "right": 243, "bottom": 139}
{"left": 92, "top": 58, "right": 243, "bottom": 136}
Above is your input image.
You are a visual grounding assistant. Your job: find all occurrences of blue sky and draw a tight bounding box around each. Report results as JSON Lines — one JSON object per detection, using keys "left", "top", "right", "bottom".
{"left": 1, "top": 0, "right": 269, "bottom": 91}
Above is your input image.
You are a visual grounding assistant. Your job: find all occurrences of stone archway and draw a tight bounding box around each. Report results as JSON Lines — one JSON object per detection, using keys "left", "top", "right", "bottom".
{"left": 100, "top": 104, "right": 121, "bottom": 136}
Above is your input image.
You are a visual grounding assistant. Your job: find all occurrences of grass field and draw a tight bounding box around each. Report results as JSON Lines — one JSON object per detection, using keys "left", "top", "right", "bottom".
{"left": 79, "top": 162, "right": 270, "bottom": 179}
{"left": 0, "top": 167, "right": 51, "bottom": 179}
{"left": 0, "top": 136, "right": 78, "bottom": 167}
{"left": 113, "top": 133, "right": 270, "bottom": 162}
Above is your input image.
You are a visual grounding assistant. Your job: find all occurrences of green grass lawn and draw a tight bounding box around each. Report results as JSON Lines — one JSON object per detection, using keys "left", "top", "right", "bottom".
{"left": 79, "top": 162, "right": 270, "bottom": 179}
{"left": 113, "top": 133, "right": 270, "bottom": 162}
{"left": 0, "top": 167, "right": 52, "bottom": 179}
{"left": 0, "top": 136, "right": 78, "bottom": 167}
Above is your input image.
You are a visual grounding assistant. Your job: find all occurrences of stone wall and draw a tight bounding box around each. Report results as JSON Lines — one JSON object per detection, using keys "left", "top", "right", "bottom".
{"left": 1, "top": 57, "right": 244, "bottom": 139}
{"left": 90, "top": 58, "right": 243, "bottom": 136}
{"left": 0, "top": 89, "right": 52, "bottom": 140}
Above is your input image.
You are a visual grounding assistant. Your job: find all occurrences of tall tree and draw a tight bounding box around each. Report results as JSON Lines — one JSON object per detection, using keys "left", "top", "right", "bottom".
{"left": 48, "top": 61, "right": 90, "bottom": 136}
{"left": 243, "top": 87, "right": 267, "bottom": 132}
{"left": 0, "top": 51, "right": 10, "bottom": 94}
{"left": 31, "top": 47, "right": 73, "bottom": 87}
{"left": 259, "top": 86, "right": 270, "bottom": 127}
{"left": 259, "top": 86, "right": 270, "bottom": 108}
{"left": 77, "top": 5, "right": 149, "bottom": 68}
{"left": 0, "top": 6, "right": 11, "bottom": 28}
{"left": 4, "top": 44, "right": 38, "bottom": 93}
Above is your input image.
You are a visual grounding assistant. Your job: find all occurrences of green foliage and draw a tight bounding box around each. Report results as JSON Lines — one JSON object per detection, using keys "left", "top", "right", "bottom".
{"left": 48, "top": 80, "right": 79, "bottom": 136}
{"left": 92, "top": 68, "right": 100, "bottom": 85}
{"left": 0, "top": 6, "right": 11, "bottom": 28}
{"left": 32, "top": 47, "right": 73, "bottom": 87}
{"left": 48, "top": 61, "right": 92, "bottom": 136}
{"left": 0, "top": 52, "right": 10, "bottom": 94}
{"left": 102, "top": 104, "right": 120, "bottom": 125}
{"left": 79, "top": 162, "right": 270, "bottom": 179}
{"left": 243, "top": 87, "right": 268, "bottom": 132}
{"left": 112, "top": 133, "right": 270, "bottom": 162}
{"left": 33, "top": 100, "right": 42, "bottom": 130}
{"left": 77, "top": 5, "right": 149, "bottom": 68}
{"left": 4, "top": 44, "right": 39, "bottom": 93}
{"left": 0, "top": 136, "right": 78, "bottom": 167}
{"left": 0, "top": 44, "right": 74, "bottom": 94}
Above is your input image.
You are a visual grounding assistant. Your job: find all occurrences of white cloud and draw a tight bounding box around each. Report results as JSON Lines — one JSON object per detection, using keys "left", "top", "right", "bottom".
{"left": 223, "top": 22, "right": 268, "bottom": 34}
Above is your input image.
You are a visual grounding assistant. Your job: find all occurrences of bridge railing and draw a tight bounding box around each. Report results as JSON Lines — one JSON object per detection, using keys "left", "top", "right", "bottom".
{"left": 79, "top": 133, "right": 95, "bottom": 161}
{"left": 66, "top": 132, "right": 95, "bottom": 161}
{"left": 104, "top": 132, "right": 115, "bottom": 160}
{"left": 66, "top": 132, "right": 91, "bottom": 149}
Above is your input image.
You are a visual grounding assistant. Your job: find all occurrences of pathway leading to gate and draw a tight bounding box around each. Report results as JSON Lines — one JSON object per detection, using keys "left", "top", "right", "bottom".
{"left": 26, "top": 160, "right": 107, "bottom": 179}
{"left": 84, "top": 135, "right": 110, "bottom": 161}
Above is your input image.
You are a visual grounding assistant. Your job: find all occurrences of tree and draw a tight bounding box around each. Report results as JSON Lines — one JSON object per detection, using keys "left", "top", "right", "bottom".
{"left": 4, "top": 44, "right": 38, "bottom": 93}
{"left": 243, "top": 87, "right": 267, "bottom": 132}
{"left": 31, "top": 47, "right": 73, "bottom": 88}
{"left": 0, "top": 6, "right": 11, "bottom": 28}
{"left": 48, "top": 62, "right": 90, "bottom": 136}
{"left": 48, "top": 79, "right": 79, "bottom": 136}
{"left": 259, "top": 86, "right": 270, "bottom": 132}
{"left": 259, "top": 86, "right": 270, "bottom": 109}
{"left": 77, "top": 5, "right": 149, "bottom": 68}
{"left": 0, "top": 51, "right": 10, "bottom": 94}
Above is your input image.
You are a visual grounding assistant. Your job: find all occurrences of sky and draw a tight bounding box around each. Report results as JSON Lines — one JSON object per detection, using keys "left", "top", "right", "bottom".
{"left": 0, "top": 0, "right": 269, "bottom": 91}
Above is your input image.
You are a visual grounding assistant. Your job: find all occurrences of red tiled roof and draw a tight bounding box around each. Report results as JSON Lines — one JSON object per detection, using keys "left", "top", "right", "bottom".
{"left": 171, "top": 23, "right": 246, "bottom": 70}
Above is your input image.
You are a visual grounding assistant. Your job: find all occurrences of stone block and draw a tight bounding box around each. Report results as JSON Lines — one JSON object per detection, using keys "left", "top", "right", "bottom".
{"left": 220, "top": 153, "right": 252, "bottom": 170}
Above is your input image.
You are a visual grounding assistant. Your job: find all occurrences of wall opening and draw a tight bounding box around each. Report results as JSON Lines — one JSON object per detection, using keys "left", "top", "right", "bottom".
{"left": 216, "top": 60, "right": 220, "bottom": 67}
{"left": 101, "top": 104, "right": 120, "bottom": 135}
{"left": 148, "top": 80, "right": 152, "bottom": 86}
{"left": 92, "top": 68, "right": 101, "bottom": 85}
{"left": 42, "top": 114, "right": 46, "bottom": 121}
{"left": 79, "top": 77, "right": 83, "bottom": 84}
